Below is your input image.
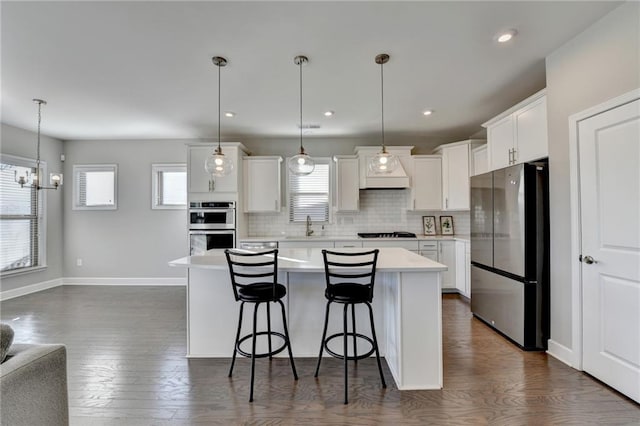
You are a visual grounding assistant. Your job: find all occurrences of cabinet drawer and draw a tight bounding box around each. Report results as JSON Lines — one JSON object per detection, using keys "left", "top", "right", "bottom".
{"left": 419, "top": 240, "right": 438, "bottom": 250}
{"left": 334, "top": 241, "right": 363, "bottom": 248}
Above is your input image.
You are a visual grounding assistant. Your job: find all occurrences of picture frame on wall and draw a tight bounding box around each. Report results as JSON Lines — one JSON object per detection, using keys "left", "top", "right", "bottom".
{"left": 440, "top": 216, "right": 454, "bottom": 235}
{"left": 422, "top": 216, "right": 437, "bottom": 235}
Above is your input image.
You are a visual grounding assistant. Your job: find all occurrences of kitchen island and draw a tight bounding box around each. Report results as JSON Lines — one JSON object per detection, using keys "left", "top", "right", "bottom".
{"left": 169, "top": 247, "right": 447, "bottom": 390}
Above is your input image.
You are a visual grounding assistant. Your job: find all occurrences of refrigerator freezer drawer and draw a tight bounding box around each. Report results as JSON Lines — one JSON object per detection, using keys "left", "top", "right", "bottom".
{"left": 470, "top": 265, "right": 524, "bottom": 346}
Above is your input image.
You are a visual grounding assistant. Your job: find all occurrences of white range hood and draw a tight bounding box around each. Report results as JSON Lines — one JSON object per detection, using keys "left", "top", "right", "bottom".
{"left": 354, "top": 146, "right": 413, "bottom": 189}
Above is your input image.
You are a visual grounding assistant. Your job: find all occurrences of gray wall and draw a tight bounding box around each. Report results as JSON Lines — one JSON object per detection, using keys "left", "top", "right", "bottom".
{"left": 545, "top": 2, "right": 639, "bottom": 351}
{"left": 63, "top": 139, "right": 188, "bottom": 278}
{"left": 0, "top": 124, "right": 64, "bottom": 292}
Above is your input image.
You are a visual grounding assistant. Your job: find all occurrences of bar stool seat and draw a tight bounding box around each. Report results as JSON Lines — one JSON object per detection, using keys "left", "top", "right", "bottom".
{"left": 224, "top": 249, "right": 298, "bottom": 402}
{"left": 314, "top": 249, "right": 386, "bottom": 404}
{"left": 238, "top": 282, "right": 286, "bottom": 301}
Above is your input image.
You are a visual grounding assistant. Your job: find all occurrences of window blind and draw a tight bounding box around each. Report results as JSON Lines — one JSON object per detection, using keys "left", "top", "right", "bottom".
{"left": 288, "top": 160, "right": 330, "bottom": 222}
{"left": 0, "top": 161, "right": 39, "bottom": 272}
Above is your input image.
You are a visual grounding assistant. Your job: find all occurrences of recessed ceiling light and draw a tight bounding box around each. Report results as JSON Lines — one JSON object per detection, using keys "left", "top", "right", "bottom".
{"left": 496, "top": 29, "right": 517, "bottom": 43}
{"left": 324, "top": 110, "right": 334, "bottom": 117}
{"left": 224, "top": 111, "right": 236, "bottom": 117}
{"left": 423, "top": 110, "right": 433, "bottom": 116}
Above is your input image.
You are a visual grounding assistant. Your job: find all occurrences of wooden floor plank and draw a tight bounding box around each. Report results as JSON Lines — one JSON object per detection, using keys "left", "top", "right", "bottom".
{"left": 1, "top": 286, "right": 638, "bottom": 424}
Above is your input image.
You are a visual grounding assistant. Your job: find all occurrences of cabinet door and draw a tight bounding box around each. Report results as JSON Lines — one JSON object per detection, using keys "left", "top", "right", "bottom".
{"left": 244, "top": 157, "right": 281, "bottom": 212}
{"left": 189, "top": 146, "right": 213, "bottom": 193}
{"left": 411, "top": 157, "right": 442, "bottom": 210}
{"left": 189, "top": 146, "right": 238, "bottom": 193}
{"left": 454, "top": 240, "right": 467, "bottom": 296}
{"left": 471, "top": 145, "right": 488, "bottom": 176}
{"left": 487, "top": 115, "right": 514, "bottom": 171}
{"left": 334, "top": 157, "right": 359, "bottom": 211}
{"left": 438, "top": 240, "right": 456, "bottom": 290}
{"left": 442, "top": 145, "right": 470, "bottom": 210}
{"left": 514, "top": 96, "right": 548, "bottom": 163}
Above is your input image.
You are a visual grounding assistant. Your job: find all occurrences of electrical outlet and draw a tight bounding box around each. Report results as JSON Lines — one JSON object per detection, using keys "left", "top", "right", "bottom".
{"left": 76, "top": 258, "right": 83, "bottom": 267}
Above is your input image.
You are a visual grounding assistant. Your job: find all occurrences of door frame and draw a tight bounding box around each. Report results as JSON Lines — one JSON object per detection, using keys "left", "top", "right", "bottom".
{"left": 568, "top": 88, "right": 640, "bottom": 370}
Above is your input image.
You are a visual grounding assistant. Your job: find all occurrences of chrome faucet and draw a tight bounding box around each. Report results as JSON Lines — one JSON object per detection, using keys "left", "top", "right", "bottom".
{"left": 306, "top": 215, "right": 314, "bottom": 237}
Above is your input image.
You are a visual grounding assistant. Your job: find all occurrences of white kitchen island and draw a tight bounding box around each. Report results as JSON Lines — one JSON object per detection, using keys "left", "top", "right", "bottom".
{"left": 169, "top": 247, "right": 447, "bottom": 390}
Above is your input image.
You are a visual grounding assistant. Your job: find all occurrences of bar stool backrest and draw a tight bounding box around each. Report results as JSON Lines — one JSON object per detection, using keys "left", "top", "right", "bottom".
{"left": 224, "top": 249, "right": 279, "bottom": 301}
{"left": 321, "top": 249, "right": 379, "bottom": 301}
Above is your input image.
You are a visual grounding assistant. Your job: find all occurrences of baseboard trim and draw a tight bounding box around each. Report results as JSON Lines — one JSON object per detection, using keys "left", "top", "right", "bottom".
{"left": 547, "top": 339, "right": 577, "bottom": 369}
{"left": 0, "top": 278, "right": 63, "bottom": 301}
{"left": 63, "top": 277, "right": 187, "bottom": 286}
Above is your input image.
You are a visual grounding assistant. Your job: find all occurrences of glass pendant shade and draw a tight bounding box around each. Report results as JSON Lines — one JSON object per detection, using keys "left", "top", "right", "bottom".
{"left": 205, "top": 149, "right": 234, "bottom": 177}
{"left": 204, "top": 56, "right": 234, "bottom": 178}
{"left": 369, "top": 53, "right": 398, "bottom": 174}
{"left": 289, "top": 55, "right": 315, "bottom": 176}
{"left": 369, "top": 150, "right": 399, "bottom": 174}
{"left": 288, "top": 150, "right": 315, "bottom": 175}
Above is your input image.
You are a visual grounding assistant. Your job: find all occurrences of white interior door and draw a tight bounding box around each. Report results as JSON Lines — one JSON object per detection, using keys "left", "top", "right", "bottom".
{"left": 579, "top": 98, "right": 640, "bottom": 403}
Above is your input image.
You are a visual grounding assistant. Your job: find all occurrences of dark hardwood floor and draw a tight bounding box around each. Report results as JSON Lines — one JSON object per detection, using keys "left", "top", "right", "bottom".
{"left": 1, "top": 286, "right": 638, "bottom": 425}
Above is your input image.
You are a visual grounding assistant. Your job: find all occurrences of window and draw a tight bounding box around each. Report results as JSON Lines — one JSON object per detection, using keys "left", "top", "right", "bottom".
{"left": 152, "top": 164, "right": 187, "bottom": 209}
{"left": 73, "top": 164, "right": 118, "bottom": 210}
{"left": 288, "top": 158, "right": 330, "bottom": 222}
{"left": 0, "top": 154, "right": 45, "bottom": 273}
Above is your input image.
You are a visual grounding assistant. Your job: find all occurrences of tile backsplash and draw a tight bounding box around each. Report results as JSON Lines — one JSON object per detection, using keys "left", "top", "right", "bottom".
{"left": 248, "top": 189, "right": 470, "bottom": 237}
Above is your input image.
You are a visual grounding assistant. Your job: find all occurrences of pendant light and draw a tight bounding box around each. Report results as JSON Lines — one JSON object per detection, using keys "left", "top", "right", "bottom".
{"left": 288, "top": 55, "right": 315, "bottom": 176}
{"left": 14, "top": 99, "right": 63, "bottom": 190}
{"left": 369, "top": 53, "right": 399, "bottom": 174}
{"left": 204, "top": 56, "right": 234, "bottom": 177}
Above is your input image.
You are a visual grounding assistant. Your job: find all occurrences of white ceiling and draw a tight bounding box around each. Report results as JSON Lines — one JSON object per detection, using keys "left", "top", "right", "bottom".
{"left": 1, "top": 1, "right": 620, "bottom": 142}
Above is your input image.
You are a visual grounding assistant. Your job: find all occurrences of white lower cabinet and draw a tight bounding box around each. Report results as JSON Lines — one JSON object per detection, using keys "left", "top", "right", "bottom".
{"left": 454, "top": 241, "right": 469, "bottom": 297}
{"left": 438, "top": 240, "right": 456, "bottom": 291}
{"left": 278, "top": 240, "right": 335, "bottom": 249}
{"left": 334, "top": 240, "right": 363, "bottom": 248}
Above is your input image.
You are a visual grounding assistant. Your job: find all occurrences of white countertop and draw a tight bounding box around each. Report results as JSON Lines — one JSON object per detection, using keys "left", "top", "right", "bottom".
{"left": 238, "top": 235, "right": 470, "bottom": 243}
{"left": 169, "top": 247, "right": 447, "bottom": 273}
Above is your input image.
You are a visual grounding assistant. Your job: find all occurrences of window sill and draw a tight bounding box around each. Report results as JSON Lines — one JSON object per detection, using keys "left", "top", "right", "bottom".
{"left": 1, "top": 265, "right": 47, "bottom": 278}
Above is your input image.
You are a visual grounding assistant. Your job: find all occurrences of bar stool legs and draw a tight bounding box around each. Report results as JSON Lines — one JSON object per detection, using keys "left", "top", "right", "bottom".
{"left": 229, "top": 300, "right": 298, "bottom": 403}
{"left": 314, "top": 300, "right": 386, "bottom": 404}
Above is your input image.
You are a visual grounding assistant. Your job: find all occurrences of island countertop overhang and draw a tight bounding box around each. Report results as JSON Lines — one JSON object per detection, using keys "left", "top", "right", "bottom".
{"left": 169, "top": 247, "right": 447, "bottom": 273}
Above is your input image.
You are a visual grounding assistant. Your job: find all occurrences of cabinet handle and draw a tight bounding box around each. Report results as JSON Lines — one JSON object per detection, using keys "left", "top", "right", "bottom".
{"left": 508, "top": 149, "right": 513, "bottom": 164}
{"left": 512, "top": 148, "right": 517, "bottom": 164}
{"left": 274, "top": 199, "right": 278, "bottom": 210}
{"left": 413, "top": 199, "right": 416, "bottom": 210}
{"left": 445, "top": 198, "right": 448, "bottom": 209}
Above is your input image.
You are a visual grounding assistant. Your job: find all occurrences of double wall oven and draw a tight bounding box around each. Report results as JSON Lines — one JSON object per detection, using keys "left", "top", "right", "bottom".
{"left": 189, "top": 201, "right": 236, "bottom": 255}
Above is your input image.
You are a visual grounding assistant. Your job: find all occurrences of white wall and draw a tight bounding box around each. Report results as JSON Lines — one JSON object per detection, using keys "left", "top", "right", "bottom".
{"left": 62, "top": 139, "right": 188, "bottom": 279}
{"left": 545, "top": 2, "right": 639, "bottom": 353}
{"left": 0, "top": 123, "right": 65, "bottom": 292}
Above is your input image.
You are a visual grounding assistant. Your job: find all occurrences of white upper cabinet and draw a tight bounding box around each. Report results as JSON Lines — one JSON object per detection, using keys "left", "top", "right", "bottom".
{"left": 433, "top": 139, "right": 485, "bottom": 211}
{"left": 484, "top": 90, "right": 548, "bottom": 171}
{"left": 471, "top": 144, "right": 489, "bottom": 176}
{"left": 243, "top": 156, "right": 282, "bottom": 213}
{"left": 188, "top": 143, "right": 245, "bottom": 194}
{"left": 408, "top": 156, "right": 442, "bottom": 211}
{"left": 334, "top": 155, "right": 359, "bottom": 212}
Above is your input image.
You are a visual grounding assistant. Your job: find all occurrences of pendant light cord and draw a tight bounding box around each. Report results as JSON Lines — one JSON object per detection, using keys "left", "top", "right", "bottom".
{"left": 380, "top": 60, "right": 385, "bottom": 152}
{"left": 299, "top": 58, "right": 304, "bottom": 154}
{"left": 36, "top": 101, "right": 42, "bottom": 184}
{"left": 217, "top": 61, "right": 222, "bottom": 155}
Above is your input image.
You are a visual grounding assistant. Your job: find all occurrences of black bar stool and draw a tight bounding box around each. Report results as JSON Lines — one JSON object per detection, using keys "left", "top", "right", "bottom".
{"left": 224, "top": 248, "right": 298, "bottom": 402}
{"left": 314, "top": 249, "right": 386, "bottom": 404}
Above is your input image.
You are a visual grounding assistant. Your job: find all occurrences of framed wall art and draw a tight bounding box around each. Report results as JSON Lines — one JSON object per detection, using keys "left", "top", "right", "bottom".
{"left": 422, "top": 216, "right": 436, "bottom": 235}
{"left": 440, "top": 216, "right": 454, "bottom": 235}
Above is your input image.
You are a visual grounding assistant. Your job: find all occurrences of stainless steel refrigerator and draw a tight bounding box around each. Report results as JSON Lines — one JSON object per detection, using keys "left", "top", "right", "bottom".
{"left": 470, "top": 162, "right": 549, "bottom": 350}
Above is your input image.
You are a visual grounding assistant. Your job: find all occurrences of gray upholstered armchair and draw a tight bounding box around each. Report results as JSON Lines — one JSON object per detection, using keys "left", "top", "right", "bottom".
{"left": 0, "top": 343, "right": 69, "bottom": 426}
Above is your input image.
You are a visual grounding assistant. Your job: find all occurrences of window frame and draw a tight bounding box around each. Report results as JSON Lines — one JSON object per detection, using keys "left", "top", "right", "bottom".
{"left": 0, "top": 153, "right": 47, "bottom": 276}
{"left": 72, "top": 164, "right": 118, "bottom": 211}
{"left": 286, "top": 157, "right": 332, "bottom": 224}
{"left": 151, "top": 163, "right": 187, "bottom": 210}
